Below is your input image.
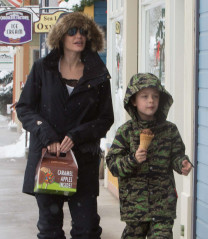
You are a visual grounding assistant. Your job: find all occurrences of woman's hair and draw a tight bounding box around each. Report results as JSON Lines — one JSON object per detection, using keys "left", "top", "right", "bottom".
{"left": 47, "top": 12, "right": 104, "bottom": 52}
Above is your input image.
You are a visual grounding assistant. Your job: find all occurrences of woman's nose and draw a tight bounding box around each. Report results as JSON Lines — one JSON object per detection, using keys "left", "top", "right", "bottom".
{"left": 75, "top": 30, "right": 82, "bottom": 37}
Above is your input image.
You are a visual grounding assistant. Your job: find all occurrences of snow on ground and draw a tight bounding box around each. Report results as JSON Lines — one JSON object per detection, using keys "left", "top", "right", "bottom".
{"left": 0, "top": 115, "right": 106, "bottom": 158}
{"left": 0, "top": 114, "right": 9, "bottom": 127}
{"left": 0, "top": 131, "right": 25, "bottom": 158}
{"left": 0, "top": 114, "right": 8, "bottom": 122}
{"left": 0, "top": 116, "right": 25, "bottom": 158}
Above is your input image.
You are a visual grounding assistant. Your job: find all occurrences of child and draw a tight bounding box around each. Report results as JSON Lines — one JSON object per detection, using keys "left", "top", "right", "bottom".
{"left": 106, "top": 73, "right": 192, "bottom": 239}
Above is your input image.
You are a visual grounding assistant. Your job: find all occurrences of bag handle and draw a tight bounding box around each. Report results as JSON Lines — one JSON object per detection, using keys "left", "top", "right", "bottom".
{"left": 41, "top": 148, "right": 72, "bottom": 160}
{"left": 41, "top": 149, "right": 78, "bottom": 168}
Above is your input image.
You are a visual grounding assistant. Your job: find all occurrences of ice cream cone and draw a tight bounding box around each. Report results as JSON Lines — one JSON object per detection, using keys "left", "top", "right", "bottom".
{"left": 139, "top": 134, "right": 154, "bottom": 150}
{"left": 9, "top": 38, "right": 20, "bottom": 43}
{"left": 139, "top": 129, "right": 154, "bottom": 150}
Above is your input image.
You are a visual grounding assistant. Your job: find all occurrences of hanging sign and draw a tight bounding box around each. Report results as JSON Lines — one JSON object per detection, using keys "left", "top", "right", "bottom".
{"left": 34, "top": 11, "right": 66, "bottom": 33}
{"left": 0, "top": 10, "right": 32, "bottom": 45}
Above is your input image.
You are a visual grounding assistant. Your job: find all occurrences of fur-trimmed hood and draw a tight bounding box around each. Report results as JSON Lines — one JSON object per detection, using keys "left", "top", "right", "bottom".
{"left": 47, "top": 12, "right": 104, "bottom": 52}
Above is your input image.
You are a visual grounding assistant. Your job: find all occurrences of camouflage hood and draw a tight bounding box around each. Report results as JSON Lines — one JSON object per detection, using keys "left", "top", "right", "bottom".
{"left": 124, "top": 73, "right": 173, "bottom": 122}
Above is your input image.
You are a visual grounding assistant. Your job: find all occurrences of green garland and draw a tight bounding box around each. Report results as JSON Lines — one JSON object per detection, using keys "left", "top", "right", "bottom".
{"left": 72, "top": 0, "right": 99, "bottom": 12}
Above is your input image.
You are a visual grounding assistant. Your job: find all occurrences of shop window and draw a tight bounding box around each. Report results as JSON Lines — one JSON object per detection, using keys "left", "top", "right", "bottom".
{"left": 140, "top": 1, "right": 165, "bottom": 84}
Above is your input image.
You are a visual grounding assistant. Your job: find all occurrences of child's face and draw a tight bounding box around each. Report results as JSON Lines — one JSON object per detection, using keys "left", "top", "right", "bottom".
{"left": 132, "top": 88, "right": 160, "bottom": 121}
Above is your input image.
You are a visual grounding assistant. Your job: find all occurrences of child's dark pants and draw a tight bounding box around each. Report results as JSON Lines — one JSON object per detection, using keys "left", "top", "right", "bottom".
{"left": 35, "top": 193, "right": 102, "bottom": 239}
{"left": 121, "top": 219, "right": 174, "bottom": 239}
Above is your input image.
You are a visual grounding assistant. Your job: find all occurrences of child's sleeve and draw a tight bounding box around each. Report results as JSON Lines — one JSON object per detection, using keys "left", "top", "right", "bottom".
{"left": 106, "top": 125, "right": 140, "bottom": 177}
{"left": 171, "top": 124, "right": 192, "bottom": 174}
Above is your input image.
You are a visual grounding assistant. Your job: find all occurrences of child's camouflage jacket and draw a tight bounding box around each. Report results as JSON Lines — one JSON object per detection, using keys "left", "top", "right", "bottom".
{"left": 106, "top": 73, "right": 192, "bottom": 223}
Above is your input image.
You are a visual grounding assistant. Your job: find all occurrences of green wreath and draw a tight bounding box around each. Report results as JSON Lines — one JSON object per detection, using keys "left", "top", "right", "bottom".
{"left": 72, "top": 0, "right": 99, "bottom": 12}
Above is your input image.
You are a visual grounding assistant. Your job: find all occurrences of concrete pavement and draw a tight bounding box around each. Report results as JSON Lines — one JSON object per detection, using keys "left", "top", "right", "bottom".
{"left": 0, "top": 157, "right": 125, "bottom": 239}
{"left": 0, "top": 115, "right": 125, "bottom": 239}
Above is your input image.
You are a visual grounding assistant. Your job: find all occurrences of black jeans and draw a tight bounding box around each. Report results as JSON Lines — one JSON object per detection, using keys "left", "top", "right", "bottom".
{"left": 35, "top": 193, "right": 102, "bottom": 239}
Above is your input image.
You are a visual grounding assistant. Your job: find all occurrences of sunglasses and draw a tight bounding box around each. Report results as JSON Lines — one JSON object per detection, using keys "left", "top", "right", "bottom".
{"left": 67, "top": 27, "right": 88, "bottom": 37}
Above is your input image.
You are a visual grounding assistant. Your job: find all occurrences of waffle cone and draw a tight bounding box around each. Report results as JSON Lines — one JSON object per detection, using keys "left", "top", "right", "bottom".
{"left": 9, "top": 38, "right": 20, "bottom": 43}
{"left": 139, "top": 134, "right": 154, "bottom": 150}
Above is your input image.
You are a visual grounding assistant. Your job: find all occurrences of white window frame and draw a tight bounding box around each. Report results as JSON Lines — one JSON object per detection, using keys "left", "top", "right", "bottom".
{"left": 139, "top": 0, "right": 165, "bottom": 75}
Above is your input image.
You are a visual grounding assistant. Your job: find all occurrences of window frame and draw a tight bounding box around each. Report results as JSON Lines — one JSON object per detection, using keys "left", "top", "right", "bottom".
{"left": 139, "top": 0, "right": 166, "bottom": 83}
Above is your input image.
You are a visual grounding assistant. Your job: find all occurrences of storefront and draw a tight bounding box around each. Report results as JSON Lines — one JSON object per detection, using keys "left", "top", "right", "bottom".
{"left": 106, "top": 0, "right": 195, "bottom": 238}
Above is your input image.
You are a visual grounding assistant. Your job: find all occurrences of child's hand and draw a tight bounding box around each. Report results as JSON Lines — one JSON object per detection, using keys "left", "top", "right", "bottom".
{"left": 135, "top": 147, "right": 147, "bottom": 163}
{"left": 181, "top": 159, "right": 192, "bottom": 176}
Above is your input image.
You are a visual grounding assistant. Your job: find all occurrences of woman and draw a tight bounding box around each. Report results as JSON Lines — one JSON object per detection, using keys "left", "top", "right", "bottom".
{"left": 16, "top": 12, "right": 114, "bottom": 239}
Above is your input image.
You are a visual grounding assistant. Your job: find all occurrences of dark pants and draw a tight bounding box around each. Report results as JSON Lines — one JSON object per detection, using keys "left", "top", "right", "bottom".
{"left": 35, "top": 193, "right": 102, "bottom": 239}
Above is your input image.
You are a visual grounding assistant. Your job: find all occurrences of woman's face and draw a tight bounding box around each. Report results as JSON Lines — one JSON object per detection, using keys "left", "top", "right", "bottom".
{"left": 63, "top": 27, "right": 87, "bottom": 54}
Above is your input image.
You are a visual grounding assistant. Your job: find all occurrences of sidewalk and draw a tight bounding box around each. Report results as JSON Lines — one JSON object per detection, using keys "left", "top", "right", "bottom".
{"left": 0, "top": 115, "right": 125, "bottom": 238}
{"left": 0, "top": 156, "right": 125, "bottom": 239}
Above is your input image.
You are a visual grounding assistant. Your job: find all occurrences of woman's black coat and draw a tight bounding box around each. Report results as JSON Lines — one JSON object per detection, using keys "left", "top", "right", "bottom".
{"left": 16, "top": 49, "right": 114, "bottom": 196}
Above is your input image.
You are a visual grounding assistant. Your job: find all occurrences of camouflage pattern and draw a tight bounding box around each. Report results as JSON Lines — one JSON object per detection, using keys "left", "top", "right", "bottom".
{"left": 121, "top": 219, "right": 174, "bottom": 239}
{"left": 106, "top": 73, "right": 191, "bottom": 223}
{"left": 124, "top": 73, "right": 173, "bottom": 122}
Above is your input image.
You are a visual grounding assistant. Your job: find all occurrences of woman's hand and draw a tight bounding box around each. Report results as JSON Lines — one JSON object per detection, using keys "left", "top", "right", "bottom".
{"left": 60, "top": 136, "right": 74, "bottom": 153}
{"left": 47, "top": 142, "right": 61, "bottom": 157}
{"left": 135, "top": 147, "right": 147, "bottom": 163}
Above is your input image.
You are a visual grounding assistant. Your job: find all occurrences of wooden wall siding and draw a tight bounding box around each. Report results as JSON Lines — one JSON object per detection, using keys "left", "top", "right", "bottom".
{"left": 196, "top": 0, "right": 208, "bottom": 237}
{"left": 199, "top": 71, "right": 208, "bottom": 88}
{"left": 200, "top": 0, "right": 208, "bottom": 12}
{"left": 94, "top": 1, "right": 107, "bottom": 26}
{"left": 94, "top": 1, "right": 107, "bottom": 64}
{"left": 198, "top": 108, "right": 208, "bottom": 126}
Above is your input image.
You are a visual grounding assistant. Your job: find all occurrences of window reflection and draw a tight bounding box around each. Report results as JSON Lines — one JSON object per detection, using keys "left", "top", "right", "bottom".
{"left": 145, "top": 6, "right": 165, "bottom": 84}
